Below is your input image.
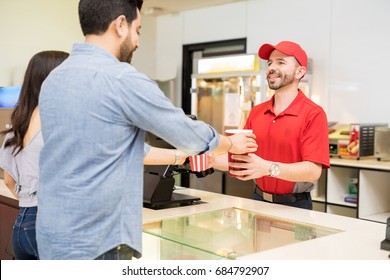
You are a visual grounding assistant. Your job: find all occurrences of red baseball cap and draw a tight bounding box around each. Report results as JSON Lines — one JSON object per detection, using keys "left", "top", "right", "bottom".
{"left": 258, "top": 41, "right": 308, "bottom": 68}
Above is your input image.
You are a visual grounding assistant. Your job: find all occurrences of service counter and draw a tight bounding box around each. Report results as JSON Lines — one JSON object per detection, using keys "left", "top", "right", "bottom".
{"left": 1, "top": 180, "right": 388, "bottom": 260}
{"left": 141, "top": 187, "right": 389, "bottom": 260}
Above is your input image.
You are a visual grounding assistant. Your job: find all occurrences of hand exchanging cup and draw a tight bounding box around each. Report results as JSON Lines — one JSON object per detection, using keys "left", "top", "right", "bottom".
{"left": 225, "top": 129, "right": 257, "bottom": 173}
{"left": 225, "top": 129, "right": 257, "bottom": 155}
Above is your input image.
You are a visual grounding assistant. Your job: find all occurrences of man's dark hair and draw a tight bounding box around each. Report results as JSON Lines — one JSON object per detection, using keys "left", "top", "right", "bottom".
{"left": 78, "top": 0, "right": 143, "bottom": 36}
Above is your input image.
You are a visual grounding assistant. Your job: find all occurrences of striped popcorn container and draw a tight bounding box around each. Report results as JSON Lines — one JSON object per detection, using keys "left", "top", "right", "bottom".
{"left": 189, "top": 154, "right": 208, "bottom": 172}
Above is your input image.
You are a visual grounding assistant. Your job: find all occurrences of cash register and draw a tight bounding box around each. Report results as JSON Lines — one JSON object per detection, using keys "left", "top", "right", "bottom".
{"left": 144, "top": 119, "right": 214, "bottom": 209}
{"left": 143, "top": 164, "right": 203, "bottom": 209}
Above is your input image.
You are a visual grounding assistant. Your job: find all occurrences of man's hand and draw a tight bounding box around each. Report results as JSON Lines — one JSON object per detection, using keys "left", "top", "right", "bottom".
{"left": 228, "top": 132, "right": 257, "bottom": 154}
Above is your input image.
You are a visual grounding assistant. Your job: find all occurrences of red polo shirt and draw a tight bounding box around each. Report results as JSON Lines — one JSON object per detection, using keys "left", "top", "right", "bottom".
{"left": 244, "top": 90, "right": 330, "bottom": 194}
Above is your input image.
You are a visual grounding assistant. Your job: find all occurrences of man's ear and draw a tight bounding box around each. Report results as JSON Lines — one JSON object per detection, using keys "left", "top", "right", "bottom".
{"left": 114, "top": 15, "right": 127, "bottom": 37}
{"left": 296, "top": 66, "right": 306, "bottom": 80}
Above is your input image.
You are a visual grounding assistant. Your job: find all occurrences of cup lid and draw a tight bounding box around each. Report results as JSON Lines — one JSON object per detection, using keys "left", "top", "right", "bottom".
{"left": 225, "top": 129, "right": 253, "bottom": 134}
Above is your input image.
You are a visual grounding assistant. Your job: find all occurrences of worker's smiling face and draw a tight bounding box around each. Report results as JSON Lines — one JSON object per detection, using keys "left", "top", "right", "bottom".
{"left": 266, "top": 50, "right": 304, "bottom": 90}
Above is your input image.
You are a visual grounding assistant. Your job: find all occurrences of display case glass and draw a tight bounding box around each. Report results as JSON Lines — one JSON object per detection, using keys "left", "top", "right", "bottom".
{"left": 143, "top": 207, "right": 342, "bottom": 260}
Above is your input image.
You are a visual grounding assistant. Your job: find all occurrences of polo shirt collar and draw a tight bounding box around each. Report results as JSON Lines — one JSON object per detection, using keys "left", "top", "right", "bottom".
{"left": 265, "top": 89, "right": 306, "bottom": 117}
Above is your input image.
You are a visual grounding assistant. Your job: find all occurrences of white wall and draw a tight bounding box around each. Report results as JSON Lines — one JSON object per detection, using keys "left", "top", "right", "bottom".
{"left": 246, "top": 0, "right": 332, "bottom": 116}
{"left": 329, "top": 0, "right": 390, "bottom": 123}
{"left": 1, "top": 0, "right": 389, "bottom": 124}
{"left": 0, "top": 0, "right": 83, "bottom": 85}
{"left": 153, "top": 0, "right": 390, "bottom": 124}
{"left": 182, "top": 2, "right": 248, "bottom": 44}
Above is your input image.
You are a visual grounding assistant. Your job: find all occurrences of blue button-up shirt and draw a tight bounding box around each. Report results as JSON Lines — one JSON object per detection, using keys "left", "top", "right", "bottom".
{"left": 37, "top": 43, "right": 220, "bottom": 259}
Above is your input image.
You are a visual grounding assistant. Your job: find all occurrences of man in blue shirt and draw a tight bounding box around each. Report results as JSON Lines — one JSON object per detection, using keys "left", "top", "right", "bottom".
{"left": 37, "top": 0, "right": 257, "bottom": 260}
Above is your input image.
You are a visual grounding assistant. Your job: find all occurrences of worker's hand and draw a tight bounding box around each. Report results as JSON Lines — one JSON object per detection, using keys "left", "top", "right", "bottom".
{"left": 228, "top": 153, "right": 270, "bottom": 180}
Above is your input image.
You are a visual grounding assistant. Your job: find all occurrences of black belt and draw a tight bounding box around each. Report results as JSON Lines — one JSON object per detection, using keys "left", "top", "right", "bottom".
{"left": 255, "top": 187, "right": 310, "bottom": 203}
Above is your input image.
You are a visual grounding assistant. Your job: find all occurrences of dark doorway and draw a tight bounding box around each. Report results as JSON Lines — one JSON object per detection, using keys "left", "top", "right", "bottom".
{"left": 180, "top": 38, "right": 246, "bottom": 187}
{"left": 181, "top": 38, "right": 247, "bottom": 114}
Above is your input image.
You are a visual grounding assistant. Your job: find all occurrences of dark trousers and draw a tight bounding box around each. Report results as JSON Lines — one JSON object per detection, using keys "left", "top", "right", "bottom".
{"left": 13, "top": 207, "right": 39, "bottom": 260}
{"left": 251, "top": 191, "right": 313, "bottom": 210}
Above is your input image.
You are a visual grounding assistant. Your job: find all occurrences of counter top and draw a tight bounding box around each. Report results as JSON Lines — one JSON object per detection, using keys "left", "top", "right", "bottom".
{"left": 0, "top": 179, "right": 17, "bottom": 199}
{"left": 1, "top": 180, "right": 388, "bottom": 260}
{"left": 143, "top": 187, "right": 389, "bottom": 260}
{"left": 330, "top": 157, "right": 390, "bottom": 171}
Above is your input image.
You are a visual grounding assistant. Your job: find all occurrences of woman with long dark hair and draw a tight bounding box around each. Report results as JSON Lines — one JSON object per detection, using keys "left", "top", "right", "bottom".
{"left": 0, "top": 50, "right": 69, "bottom": 259}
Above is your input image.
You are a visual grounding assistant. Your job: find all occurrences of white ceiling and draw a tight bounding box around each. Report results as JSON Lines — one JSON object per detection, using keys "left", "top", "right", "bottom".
{"left": 142, "top": 0, "right": 244, "bottom": 15}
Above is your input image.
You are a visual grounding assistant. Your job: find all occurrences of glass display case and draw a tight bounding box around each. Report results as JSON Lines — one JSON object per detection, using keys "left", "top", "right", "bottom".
{"left": 143, "top": 207, "right": 342, "bottom": 260}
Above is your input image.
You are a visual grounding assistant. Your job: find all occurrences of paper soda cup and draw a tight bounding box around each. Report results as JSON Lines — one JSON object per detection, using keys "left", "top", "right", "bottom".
{"left": 189, "top": 154, "right": 208, "bottom": 172}
{"left": 225, "top": 129, "right": 253, "bottom": 173}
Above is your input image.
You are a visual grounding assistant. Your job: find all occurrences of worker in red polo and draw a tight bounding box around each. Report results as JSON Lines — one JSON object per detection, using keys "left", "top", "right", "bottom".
{"left": 211, "top": 41, "right": 330, "bottom": 209}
